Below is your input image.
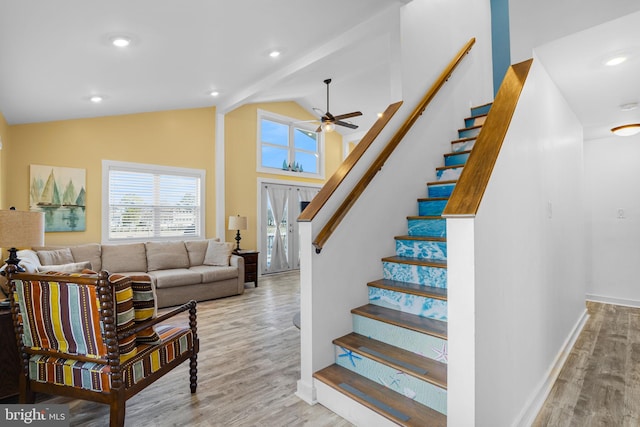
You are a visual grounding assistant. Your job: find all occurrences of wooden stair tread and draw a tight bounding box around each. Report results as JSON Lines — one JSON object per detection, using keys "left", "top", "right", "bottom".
{"left": 352, "top": 304, "right": 448, "bottom": 340}
{"left": 368, "top": 278, "right": 447, "bottom": 301}
{"left": 417, "top": 197, "right": 449, "bottom": 202}
{"left": 427, "top": 179, "right": 457, "bottom": 186}
{"left": 464, "top": 113, "right": 487, "bottom": 121}
{"left": 314, "top": 364, "right": 446, "bottom": 427}
{"left": 407, "top": 215, "right": 444, "bottom": 220}
{"left": 443, "top": 150, "right": 471, "bottom": 157}
{"left": 451, "top": 136, "right": 477, "bottom": 144}
{"left": 436, "top": 164, "right": 464, "bottom": 171}
{"left": 334, "top": 333, "right": 447, "bottom": 389}
{"left": 395, "top": 235, "right": 446, "bottom": 242}
{"left": 457, "top": 124, "right": 483, "bottom": 132}
{"left": 382, "top": 255, "right": 447, "bottom": 269}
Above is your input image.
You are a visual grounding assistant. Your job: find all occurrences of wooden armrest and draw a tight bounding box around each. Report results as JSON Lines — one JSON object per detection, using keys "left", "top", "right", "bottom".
{"left": 118, "top": 300, "right": 197, "bottom": 341}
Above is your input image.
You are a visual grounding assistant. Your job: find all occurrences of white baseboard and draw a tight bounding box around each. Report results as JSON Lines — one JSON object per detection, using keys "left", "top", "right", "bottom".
{"left": 315, "top": 379, "right": 397, "bottom": 427}
{"left": 296, "top": 379, "right": 317, "bottom": 405}
{"left": 586, "top": 293, "right": 640, "bottom": 309}
{"left": 512, "top": 308, "right": 589, "bottom": 427}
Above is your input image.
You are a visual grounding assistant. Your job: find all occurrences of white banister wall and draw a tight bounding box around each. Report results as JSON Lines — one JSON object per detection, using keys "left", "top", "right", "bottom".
{"left": 297, "top": 0, "right": 493, "bottom": 406}
{"left": 447, "top": 57, "right": 587, "bottom": 426}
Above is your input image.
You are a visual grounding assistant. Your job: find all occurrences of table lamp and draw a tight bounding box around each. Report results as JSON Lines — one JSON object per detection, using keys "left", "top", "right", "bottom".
{"left": 228, "top": 215, "right": 248, "bottom": 252}
{"left": 0, "top": 207, "right": 45, "bottom": 272}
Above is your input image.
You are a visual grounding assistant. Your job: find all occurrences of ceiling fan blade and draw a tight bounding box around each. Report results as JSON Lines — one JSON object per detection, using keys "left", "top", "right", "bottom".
{"left": 333, "top": 111, "right": 362, "bottom": 121}
{"left": 315, "top": 125, "right": 322, "bottom": 133}
{"left": 335, "top": 120, "right": 359, "bottom": 129}
{"left": 325, "top": 111, "right": 335, "bottom": 121}
{"left": 312, "top": 107, "right": 326, "bottom": 117}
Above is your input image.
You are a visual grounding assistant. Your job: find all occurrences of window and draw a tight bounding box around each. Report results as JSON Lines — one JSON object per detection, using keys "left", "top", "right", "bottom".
{"left": 257, "top": 110, "right": 324, "bottom": 178}
{"left": 102, "top": 160, "right": 205, "bottom": 242}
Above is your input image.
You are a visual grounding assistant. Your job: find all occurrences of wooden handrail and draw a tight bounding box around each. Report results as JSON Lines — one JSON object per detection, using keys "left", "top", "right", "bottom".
{"left": 442, "top": 58, "right": 533, "bottom": 217}
{"left": 308, "top": 37, "right": 476, "bottom": 253}
{"left": 298, "top": 101, "right": 403, "bottom": 222}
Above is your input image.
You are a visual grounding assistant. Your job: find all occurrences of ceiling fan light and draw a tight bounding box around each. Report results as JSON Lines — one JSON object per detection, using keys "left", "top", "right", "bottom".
{"left": 322, "top": 122, "right": 335, "bottom": 132}
{"left": 611, "top": 123, "right": 640, "bottom": 136}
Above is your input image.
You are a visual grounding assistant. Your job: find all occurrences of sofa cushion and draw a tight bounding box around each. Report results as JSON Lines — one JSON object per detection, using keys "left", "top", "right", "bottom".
{"left": 36, "top": 248, "right": 74, "bottom": 266}
{"left": 203, "top": 241, "right": 234, "bottom": 266}
{"left": 189, "top": 265, "right": 238, "bottom": 283}
{"left": 148, "top": 269, "right": 202, "bottom": 289}
{"left": 70, "top": 243, "right": 102, "bottom": 271}
{"left": 102, "top": 243, "right": 147, "bottom": 273}
{"left": 145, "top": 241, "right": 190, "bottom": 271}
{"left": 185, "top": 238, "right": 220, "bottom": 266}
{"left": 38, "top": 261, "right": 92, "bottom": 273}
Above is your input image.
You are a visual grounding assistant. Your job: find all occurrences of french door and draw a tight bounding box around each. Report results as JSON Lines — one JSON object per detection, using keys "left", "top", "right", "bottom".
{"left": 260, "top": 182, "right": 320, "bottom": 274}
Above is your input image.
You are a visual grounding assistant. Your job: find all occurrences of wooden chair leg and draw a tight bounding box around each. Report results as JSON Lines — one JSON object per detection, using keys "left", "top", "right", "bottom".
{"left": 190, "top": 352, "right": 198, "bottom": 393}
{"left": 109, "top": 395, "right": 126, "bottom": 427}
{"left": 19, "top": 376, "right": 35, "bottom": 404}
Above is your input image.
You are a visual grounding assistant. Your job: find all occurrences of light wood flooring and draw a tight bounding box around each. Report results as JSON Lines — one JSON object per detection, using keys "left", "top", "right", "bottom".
{"left": 34, "top": 271, "right": 352, "bottom": 427}
{"left": 11, "top": 276, "right": 640, "bottom": 426}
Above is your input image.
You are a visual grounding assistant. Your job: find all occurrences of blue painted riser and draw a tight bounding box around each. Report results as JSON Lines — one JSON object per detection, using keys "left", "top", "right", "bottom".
{"left": 436, "top": 167, "right": 463, "bottom": 181}
{"left": 369, "top": 287, "right": 447, "bottom": 321}
{"left": 352, "top": 314, "right": 448, "bottom": 364}
{"left": 428, "top": 183, "right": 456, "bottom": 198}
{"left": 383, "top": 261, "right": 447, "bottom": 288}
{"left": 396, "top": 239, "right": 447, "bottom": 260}
{"left": 334, "top": 345, "right": 447, "bottom": 414}
{"left": 444, "top": 152, "right": 469, "bottom": 167}
{"left": 418, "top": 199, "right": 447, "bottom": 216}
{"left": 408, "top": 218, "right": 446, "bottom": 237}
{"left": 451, "top": 138, "right": 476, "bottom": 153}
{"left": 458, "top": 127, "right": 481, "bottom": 139}
{"left": 471, "top": 103, "right": 492, "bottom": 116}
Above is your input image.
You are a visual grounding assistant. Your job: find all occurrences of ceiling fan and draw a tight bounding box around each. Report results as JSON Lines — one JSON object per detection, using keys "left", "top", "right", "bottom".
{"left": 313, "top": 78, "right": 362, "bottom": 133}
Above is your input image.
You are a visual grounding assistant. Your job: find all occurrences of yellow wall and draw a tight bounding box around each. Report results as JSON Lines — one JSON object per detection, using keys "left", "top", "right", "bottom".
{"left": 7, "top": 108, "right": 217, "bottom": 246}
{"left": 224, "top": 101, "right": 342, "bottom": 250}
{"left": 0, "top": 112, "right": 8, "bottom": 209}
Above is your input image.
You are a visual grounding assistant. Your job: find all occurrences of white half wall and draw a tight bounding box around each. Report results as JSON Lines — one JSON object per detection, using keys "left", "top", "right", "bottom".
{"left": 585, "top": 133, "right": 640, "bottom": 307}
{"left": 449, "top": 57, "right": 587, "bottom": 426}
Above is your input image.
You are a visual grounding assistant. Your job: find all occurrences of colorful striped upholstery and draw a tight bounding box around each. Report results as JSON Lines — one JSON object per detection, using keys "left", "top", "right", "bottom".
{"left": 110, "top": 274, "right": 137, "bottom": 362}
{"left": 14, "top": 279, "right": 107, "bottom": 359}
{"left": 128, "top": 275, "right": 161, "bottom": 345}
{"left": 28, "top": 325, "right": 193, "bottom": 392}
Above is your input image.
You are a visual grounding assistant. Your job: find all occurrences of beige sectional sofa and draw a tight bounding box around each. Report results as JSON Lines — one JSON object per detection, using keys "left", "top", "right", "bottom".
{"left": 16, "top": 239, "right": 245, "bottom": 308}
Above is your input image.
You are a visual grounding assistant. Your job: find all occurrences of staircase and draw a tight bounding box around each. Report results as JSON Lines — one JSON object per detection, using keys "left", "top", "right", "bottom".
{"left": 313, "top": 102, "right": 492, "bottom": 426}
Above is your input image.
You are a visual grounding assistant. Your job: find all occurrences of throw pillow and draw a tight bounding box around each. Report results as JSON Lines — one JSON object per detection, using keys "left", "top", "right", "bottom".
{"left": 109, "top": 274, "right": 138, "bottom": 362}
{"left": 37, "top": 248, "right": 74, "bottom": 266}
{"left": 38, "top": 261, "right": 92, "bottom": 273}
{"left": 128, "top": 275, "right": 161, "bottom": 345}
{"left": 203, "top": 241, "right": 234, "bottom": 266}
{"left": 185, "top": 238, "right": 220, "bottom": 266}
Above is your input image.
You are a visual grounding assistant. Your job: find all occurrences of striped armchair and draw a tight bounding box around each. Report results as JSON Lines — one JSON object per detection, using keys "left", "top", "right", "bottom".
{"left": 6, "top": 266, "right": 199, "bottom": 427}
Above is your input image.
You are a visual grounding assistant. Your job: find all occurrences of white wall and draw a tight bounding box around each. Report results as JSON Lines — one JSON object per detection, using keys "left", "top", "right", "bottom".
{"left": 447, "top": 57, "right": 587, "bottom": 426}
{"left": 509, "top": 0, "right": 640, "bottom": 63}
{"left": 585, "top": 134, "right": 640, "bottom": 307}
{"left": 298, "top": 0, "right": 494, "bottom": 404}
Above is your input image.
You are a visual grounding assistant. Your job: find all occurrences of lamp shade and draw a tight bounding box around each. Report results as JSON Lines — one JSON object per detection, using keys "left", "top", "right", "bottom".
{"left": 228, "top": 215, "right": 248, "bottom": 231}
{"left": 0, "top": 209, "right": 45, "bottom": 249}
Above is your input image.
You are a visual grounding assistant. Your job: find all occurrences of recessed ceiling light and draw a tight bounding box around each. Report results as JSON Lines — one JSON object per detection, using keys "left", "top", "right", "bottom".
{"left": 90, "top": 95, "right": 104, "bottom": 103}
{"left": 269, "top": 50, "right": 281, "bottom": 58}
{"left": 209, "top": 91, "right": 220, "bottom": 97}
{"left": 111, "top": 36, "right": 131, "bottom": 48}
{"left": 605, "top": 55, "right": 627, "bottom": 66}
{"left": 611, "top": 123, "right": 640, "bottom": 136}
{"left": 620, "top": 102, "right": 639, "bottom": 111}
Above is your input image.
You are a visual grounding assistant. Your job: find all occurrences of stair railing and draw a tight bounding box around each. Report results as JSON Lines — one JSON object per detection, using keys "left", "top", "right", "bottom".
{"left": 298, "top": 37, "right": 476, "bottom": 253}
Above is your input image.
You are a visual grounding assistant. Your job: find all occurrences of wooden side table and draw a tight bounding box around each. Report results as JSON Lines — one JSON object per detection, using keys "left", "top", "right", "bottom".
{"left": 0, "top": 307, "right": 21, "bottom": 400}
{"left": 234, "top": 250, "right": 259, "bottom": 287}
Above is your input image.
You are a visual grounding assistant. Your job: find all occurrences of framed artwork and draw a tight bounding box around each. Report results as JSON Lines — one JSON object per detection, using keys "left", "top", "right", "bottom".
{"left": 30, "top": 164, "right": 86, "bottom": 232}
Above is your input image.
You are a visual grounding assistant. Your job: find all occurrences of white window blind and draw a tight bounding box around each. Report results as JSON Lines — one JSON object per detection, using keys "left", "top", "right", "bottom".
{"left": 103, "top": 161, "right": 205, "bottom": 242}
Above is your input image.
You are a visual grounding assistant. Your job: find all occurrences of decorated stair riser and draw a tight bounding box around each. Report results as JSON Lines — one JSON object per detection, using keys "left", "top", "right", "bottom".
{"left": 408, "top": 218, "right": 446, "bottom": 238}
{"left": 444, "top": 152, "right": 469, "bottom": 167}
{"left": 418, "top": 199, "right": 448, "bottom": 216}
{"left": 395, "top": 239, "right": 447, "bottom": 260}
{"left": 334, "top": 346, "right": 447, "bottom": 414}
{"left": 451, "top": 138, "right": 477, "bottom": 153}
{"left": 436, "top": 166, "right": 463, "bottom": 181}
{"left": 471, "top": 103, "right": 492, "bottom": 117}
{"left": 382, "top": 261, "right": 447, "bottom": 288}
{"left": 427, "top": 182, "right": 456, "bottom": 198}
{"left": 352, "top": 314, "right": 448, "bottom": 364}
{"left": 368, "top": 287, "right": 447, "bottom": 321}
{"left": 458, "top": 126, "right": 481, "bottom": 139}
{"left": 464, "top": 115, "right": 487, "bottom": 127}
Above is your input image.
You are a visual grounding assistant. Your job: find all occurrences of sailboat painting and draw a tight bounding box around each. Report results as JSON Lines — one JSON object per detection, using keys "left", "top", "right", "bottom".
{"left": 30, "top": 164, "right": 86, "bottom": 232}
